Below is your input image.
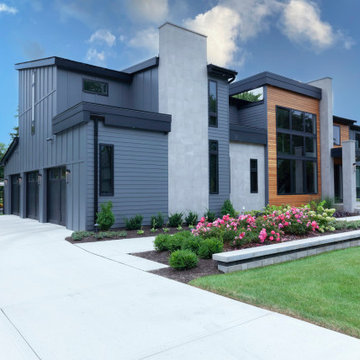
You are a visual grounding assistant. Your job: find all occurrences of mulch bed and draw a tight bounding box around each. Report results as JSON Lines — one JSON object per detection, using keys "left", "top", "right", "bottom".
{"left": 65, "top": 225, "right": 185, "bottom": 244}
{"left": 132, "top": 250, "right": 221, "bottom": 283}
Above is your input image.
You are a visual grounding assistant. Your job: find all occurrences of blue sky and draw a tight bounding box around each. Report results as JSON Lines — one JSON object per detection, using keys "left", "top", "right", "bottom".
{"left": 0, "top": 0, "right": 359, "bottom": 145}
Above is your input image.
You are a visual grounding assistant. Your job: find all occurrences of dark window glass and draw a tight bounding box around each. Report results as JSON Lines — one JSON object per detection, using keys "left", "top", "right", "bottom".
{"left": 305, "top": 137, "right": 316, "bottom": 157}
{"left": 276, "top": 108, "right": 290, "bottom": 129}
{"left": 305, "top": 161, "right": 317, "bottom": 194}
{"left": 83, "top": 79, "right": 109, "bottom": 96}
{"left": 209, "top": 140, "right": 218, "bottom": 194}
{"left": 333, "top": 125, "right": 341, "bottom": 145}
{"left": 292, "top": 110, "right": 303, "bottom": 131}
{"left": 277, "top": 133, "right": 291, "bottom": 155}
{"left": 250, "top": 159, "right": 258, "bottom": 193}
{"left": 304, "top": 113, "right": 315, "bottom": 134}
{"left": 355, "top": 133, "right": 360, "bottom": 149}
{"left": 99, "top": 144, "right": 114, "bottom": 196}
{"left": 277, "top": 159, "right": 291, "bottom": 194}
{"left": 292, "top": 135, "right": 304, "bottom": 156}
{"left": 208, "top": 81, "right": 217, "bottom": 127}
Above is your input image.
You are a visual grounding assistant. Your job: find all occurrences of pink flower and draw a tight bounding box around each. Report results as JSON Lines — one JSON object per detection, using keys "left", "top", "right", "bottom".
{"left": 200, "top": 217, "right": 205, "bottom": 223}
{"left": 269, "top": 236, "right": 274, "bottom": 241}
{"left": 271, "top": 230, "right": 275, "bottom": 235}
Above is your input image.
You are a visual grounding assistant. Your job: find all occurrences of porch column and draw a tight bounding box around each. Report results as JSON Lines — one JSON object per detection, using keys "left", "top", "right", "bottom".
{"left": 342, "top": 140, "right": 356, "bottom": 212}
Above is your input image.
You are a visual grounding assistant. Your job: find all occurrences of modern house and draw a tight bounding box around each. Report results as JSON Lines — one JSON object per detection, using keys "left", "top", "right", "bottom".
{"left": 1, "top": 23, "right": 358, "bottom": 231}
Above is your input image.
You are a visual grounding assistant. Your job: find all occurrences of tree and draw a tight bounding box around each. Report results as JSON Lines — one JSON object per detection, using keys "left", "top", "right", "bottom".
{"left": 0, "top": 142, "right": 7, "bottom": 180}
{"left": 233, "top": 91, "right": 262, "bottom": 102}
{"left": 9, "top": 126, "right": 19, "bottom": 140}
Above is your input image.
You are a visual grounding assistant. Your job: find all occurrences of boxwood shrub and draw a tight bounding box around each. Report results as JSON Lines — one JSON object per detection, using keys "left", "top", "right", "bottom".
{"left": 198, "top": 238, "right": 223, "bottom": 259}
{"left": 169, "top": 250, "right": 198, "bottom": 270}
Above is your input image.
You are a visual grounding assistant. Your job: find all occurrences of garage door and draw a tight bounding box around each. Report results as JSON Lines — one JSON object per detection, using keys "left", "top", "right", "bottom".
{"left": 26, "top": 171, "right": 39, "bottom": 220}
{"left": 11, "top": 174, "right": 20, "bottom": 215}
{"left": 47, "top": 167, "right": 66, "bottom": 225}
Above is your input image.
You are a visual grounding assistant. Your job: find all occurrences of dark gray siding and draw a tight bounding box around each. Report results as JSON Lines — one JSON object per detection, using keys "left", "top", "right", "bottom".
{"left": 208, "top": 77, "right": 230, "bottom": 215}
{"left": 56, "top": 68, "right": 131, "bottom": 114}
{"left": 86, "top": 121, "right": 168, "bottom": 229}
{"left": 230, "top": 101, "right": 266, "bottom": 129}
{"left": 130, "top": 67, "right": 159, "bottom": 112}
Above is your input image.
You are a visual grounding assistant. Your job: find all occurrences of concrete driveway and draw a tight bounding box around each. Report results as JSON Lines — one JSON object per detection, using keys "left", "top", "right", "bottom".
{"left": 1, "top": 215, "right": 359, "bottom": 360}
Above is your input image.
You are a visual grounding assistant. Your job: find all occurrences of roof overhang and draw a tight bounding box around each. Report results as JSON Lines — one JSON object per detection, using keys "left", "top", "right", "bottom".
{"left": 333, "top": 115, "right": 356, "bottom": 126}
{"left": 0, "top": 137, "right": 19, "bottom": 166}
{"left": 123, "top": 57, "right": 159, "bottom": 74}
{"left": 53, "top": 102, "right": 171, "bottom": 134}
{"left": 230, "top": 71, "right": 322, "bottom": 99}
{"left": 207, "top": 64, "right": 237, "bottom": 83}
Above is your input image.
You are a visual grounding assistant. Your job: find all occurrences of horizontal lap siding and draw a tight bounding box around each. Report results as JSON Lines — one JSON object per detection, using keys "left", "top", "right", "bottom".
{"left": 230, "top": 102, "right": 266, "bottom": 128}
{"left": 89, "top": 122, "right": 168, "bottom": 229}
{"left": 209, "top": 77, "right": 230, "bottom": 215}
{"left": 267, "top": 85, "right": 321, "bottom": 206}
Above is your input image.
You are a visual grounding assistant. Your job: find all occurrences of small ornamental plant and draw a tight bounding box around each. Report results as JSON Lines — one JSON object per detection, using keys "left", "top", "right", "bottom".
{"left": 96, "top": 201, "right": 115, "bottom": 231}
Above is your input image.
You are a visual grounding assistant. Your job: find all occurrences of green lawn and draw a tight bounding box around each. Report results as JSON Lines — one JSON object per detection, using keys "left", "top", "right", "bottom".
{"left": 191, "top": 247, "right": 360, "bottom": 338}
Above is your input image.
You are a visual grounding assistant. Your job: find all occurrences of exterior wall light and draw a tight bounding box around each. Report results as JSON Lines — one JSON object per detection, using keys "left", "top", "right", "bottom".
{"left": 66, "top": 169, "right": 71, "bottom": 184}
{"left": 18, "top": 177, "right": 22, "bottom": 185}
{"left": 37, "top": 173, "right": 42, "bottom": 185}
{"left": 4, "top": 179, "right": 8, "bottom": 186}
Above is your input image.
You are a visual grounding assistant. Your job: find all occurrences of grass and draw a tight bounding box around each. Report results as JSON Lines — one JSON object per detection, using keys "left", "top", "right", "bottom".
{"left": 191, "top": 247, "right": 360, "bottom": 338}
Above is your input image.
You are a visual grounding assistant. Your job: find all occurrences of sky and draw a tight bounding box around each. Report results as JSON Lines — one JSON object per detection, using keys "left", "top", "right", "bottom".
{"left": 0, "top": 0, "right": 359, "bottom": 145}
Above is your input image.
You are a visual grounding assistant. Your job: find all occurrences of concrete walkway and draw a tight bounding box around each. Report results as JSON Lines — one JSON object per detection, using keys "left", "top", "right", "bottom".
{"left": 0, "top": 216, "right": 359, "bottom": 359}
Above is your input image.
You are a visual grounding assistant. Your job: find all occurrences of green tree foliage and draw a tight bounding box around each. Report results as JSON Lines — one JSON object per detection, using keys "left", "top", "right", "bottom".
{"left": 233, "top": 91, "right": 262, "bottom": 102}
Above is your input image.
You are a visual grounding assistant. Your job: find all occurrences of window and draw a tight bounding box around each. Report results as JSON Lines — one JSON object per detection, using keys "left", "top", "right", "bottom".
{"left": 333, "top": 125, "right": 341, "bottom": 145}
{"left": 208, "top": 80, "right": 217, "bottom": 127}
{"left": 209, "top": 140, "right": 219, "bottom": 194}
{"left": 99, "top": 144, "right": 114, "bottom": 196}
{"left": 250, "top": 159, "right": 258, "bottom": 193}
{"left": 276, "top": 107, "right": 318, "bottom": 195}
{"left": 83, "top": 79, "right": 108, "bottom": 96}
{"left": 355, "top": 133, "right": 360, "bottom": 149}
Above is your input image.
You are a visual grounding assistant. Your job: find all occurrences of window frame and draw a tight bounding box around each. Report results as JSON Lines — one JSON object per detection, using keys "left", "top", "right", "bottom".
{"left": 250, "top": 159, "right": 258, "bottom": 193}
{"left": 209, "top": 140, "right": 219, "bottom": 194}
{"left": 333, "top": 124, "right": 341, "bottom": 146}
{"left": 276, "top": 106, "right": 318, "bottom": 195}
{"left": 99, "top": 144, "right": 114, "bottom": 196}
{"left": 208, "top": 80, "right": 218, "bottom": 128}
{"left": 83, "top": 78, "right": 109, "bottom": 97}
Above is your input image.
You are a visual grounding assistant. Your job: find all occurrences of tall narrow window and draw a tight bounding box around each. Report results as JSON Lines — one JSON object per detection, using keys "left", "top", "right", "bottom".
{"left": 99, "top": 144, "right": 114, "bottom": 196}
{"left": 208, "top": 80, "right": 217, "bottom": 127}
{"left": 209, "top": 140, "right": 219, "bottom": 194}
{"left": 333, "top": 125, "right": 341, "bottom": 145}
{"left": 31, "top": 70, "right": 35, "bottom": 135}
{"left": 250, "top": 159, "right": 258, "bottom": 193}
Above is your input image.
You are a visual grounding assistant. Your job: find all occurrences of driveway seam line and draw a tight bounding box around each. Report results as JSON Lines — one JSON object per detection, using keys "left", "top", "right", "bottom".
{"left": 137, "top": 312, "right": 272, "bottom": 360}
{"left": 0, "top": 308, "right": 42, "bottom": 360}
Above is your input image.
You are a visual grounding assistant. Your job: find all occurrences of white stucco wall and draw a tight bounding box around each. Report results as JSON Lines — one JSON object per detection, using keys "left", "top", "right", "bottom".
{"left": 158, "top": 23, "right": 209, "bottom": 215}
{"left": 230, "top": 142, "right": 265, "bottom": 212}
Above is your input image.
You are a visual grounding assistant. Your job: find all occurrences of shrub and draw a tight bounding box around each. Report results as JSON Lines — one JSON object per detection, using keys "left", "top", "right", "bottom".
{"left": 174, "top": 230, "right": 193, "bottom": 240}
{"left": 182, "top": 236, "right": 201, "bottom": 253}
{"left": 198, "top": 238, "right": 224, "bottom": 259}
{"left": 221, "top": 199, "right": 237, "bottom": 217}
{"left": 185, "top": 211, "right": 198, "bottom": 226}
{"left": 204, "top": 209, "right": 216, "bottom": 222}
{"left": 72, "top": 231, "right": 94, "bottom": 241}
{"left": 222, "top": 230, "right": 237, "bottom": 243}
{"left": 166, "top": 235, "right": 183, "bottom": 252}
{"left": 96, "top": 201, "right": 115, "bottom": 231}
{"left": 150, "top": 212, "right": 164, "bottom": 229}
{"left": 154, "top": 234, "right": 171, "bottom": 251}
{"left": 95, "top": 231, "right": 127, "bottom": 239}
{"left": 168, "top": 212, "right": 183, "bottom": 227}
{"left": 169, "top": 250, "right": 198, "bottom": 270}
{"left": 125, "top": 214, "right": 143, "bottom": 230}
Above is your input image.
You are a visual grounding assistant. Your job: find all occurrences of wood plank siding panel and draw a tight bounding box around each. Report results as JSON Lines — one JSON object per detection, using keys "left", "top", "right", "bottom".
{"left": 267, "top": 85, "right": 321, "bottom": 206}
{"left": 333, "top": 122, "right": 350, "bottom": 148}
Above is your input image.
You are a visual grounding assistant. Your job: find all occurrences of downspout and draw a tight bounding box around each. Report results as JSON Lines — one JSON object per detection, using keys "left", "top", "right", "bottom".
{"left": 93, "top": 117, "right": 99, "bottom": 227}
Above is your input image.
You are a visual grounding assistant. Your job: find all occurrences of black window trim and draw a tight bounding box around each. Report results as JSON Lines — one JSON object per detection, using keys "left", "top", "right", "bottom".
{"left": 208, "top": 80, "right": 218, "bottom": 128}
{"left": 250, "top": 158, "right": 258, "bottom": 194}
{"left": 83, "top": 78, "right": 109, "bottom": 97}
{"left": 276, "top": 105, "right": 318, "bottom": 195}
{"left": 333, "top": 124, "right": 341, "bottom": 146}
{"left": 209, "top": 140, "right": 219, "bottom": 194}
{"left": 99, "top": 143, "right": 114, "bottom": 196}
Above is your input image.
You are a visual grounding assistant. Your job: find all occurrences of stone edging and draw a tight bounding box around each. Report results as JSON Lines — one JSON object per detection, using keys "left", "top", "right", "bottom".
{"left": 213, "top": 230, "right": 360, "bottom": 273}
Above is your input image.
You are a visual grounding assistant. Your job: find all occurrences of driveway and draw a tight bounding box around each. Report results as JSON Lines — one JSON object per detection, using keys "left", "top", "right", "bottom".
{"left": 1, "top": 215, "right": 359, "bottom": 359}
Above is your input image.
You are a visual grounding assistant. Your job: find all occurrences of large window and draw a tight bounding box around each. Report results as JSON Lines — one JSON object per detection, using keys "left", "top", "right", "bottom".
{"left": 276, "top": 107, "right": 318, "bottom": 195}
{"left": 99, "top": 144, "right": 114, "bottom": 196}
{"left": 209, "top": 140, "right": 219, "bottom": 194}
{"left": 250, "top": 159, "right": 258, "bottom": 193}
{"left": 208, "top": 80, "right": 217, "bottom": 127}
{"left": 83, "top": 78, "right": 109, "bottom": 96}
{"left": 333, "top": 125, "right": 341, "bottom": 145}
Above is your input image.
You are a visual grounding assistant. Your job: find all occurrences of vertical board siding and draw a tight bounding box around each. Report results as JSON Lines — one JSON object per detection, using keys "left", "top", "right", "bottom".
{"left": 230, "top": 102, "right": 266, "bottom": 129}
{"left": 267, "top": 85, "right": 321, "bottom": 206}
{"left": 208, "top": 77, "right": 230, "bottom": 215}
{"left": 86, "top": 121, "right": 168, "bottom": 229}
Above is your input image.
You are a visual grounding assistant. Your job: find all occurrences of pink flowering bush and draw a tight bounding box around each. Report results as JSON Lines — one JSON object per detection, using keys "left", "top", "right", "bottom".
{"left": 192, "top": 204, "right": 335, "bottom": 249}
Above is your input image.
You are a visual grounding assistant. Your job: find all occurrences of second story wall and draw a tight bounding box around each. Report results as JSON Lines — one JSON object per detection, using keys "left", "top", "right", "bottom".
{"left": 230, "top": 101, "right": 266, "bottom": 129}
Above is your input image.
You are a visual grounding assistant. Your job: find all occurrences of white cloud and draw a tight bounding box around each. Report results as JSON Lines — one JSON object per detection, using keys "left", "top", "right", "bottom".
{"left": 89, "top": 29, "right": 116, "bottom": 47}
{"left": 86, "top": 48, "right": 105, "bottom": 65}
{"left": 280, "top": 0, "right": 335, "bottom": 50}
{"left": 128, "top": 27, "right": 159, "bottom": 53}
{"left": 0, "top": 3, "right": 17, "bottom": 14}
{"left": 127, "top": 0, "right": 168, "bottom": 23}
